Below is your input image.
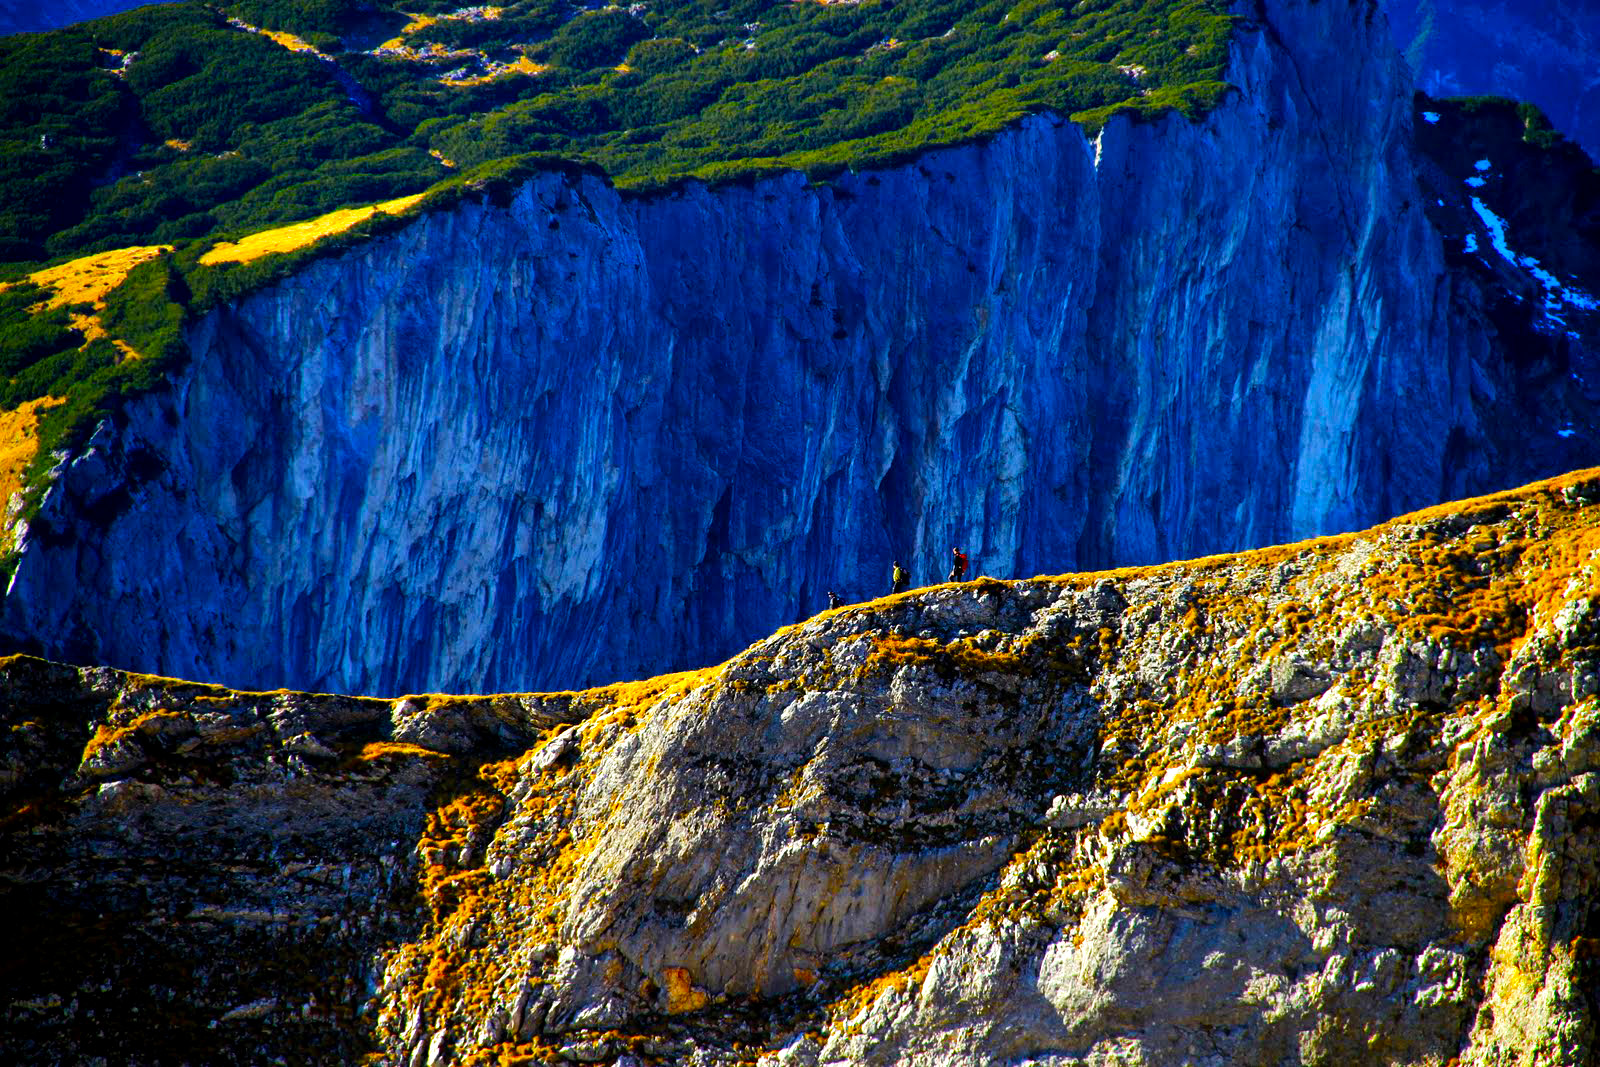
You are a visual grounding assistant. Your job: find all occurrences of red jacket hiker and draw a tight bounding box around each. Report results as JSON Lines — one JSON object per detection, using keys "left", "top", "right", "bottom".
{"left": 949, "top": 548, "right": 968, "bottom": 582}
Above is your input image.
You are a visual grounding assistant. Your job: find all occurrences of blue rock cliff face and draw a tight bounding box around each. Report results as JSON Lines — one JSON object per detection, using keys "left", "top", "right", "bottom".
{"left": 4, "top": 0, "right": 1596, "bottom": 695}
{"left": 0, "top": 0, "right": 165, "bottom": 36}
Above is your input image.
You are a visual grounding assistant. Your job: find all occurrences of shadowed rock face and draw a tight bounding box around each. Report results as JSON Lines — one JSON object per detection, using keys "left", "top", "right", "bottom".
{"left": 0, "top": 0, "right": 168, "bottom": 36}
{"left": 4, "top": 468, "right": 1600, "bottom": 1066}
{"left": 2, "top": 0, "right": 1597, "bottom": 697}
{"left": 1383, "top": 0, "right": 1600, "bottom": 163}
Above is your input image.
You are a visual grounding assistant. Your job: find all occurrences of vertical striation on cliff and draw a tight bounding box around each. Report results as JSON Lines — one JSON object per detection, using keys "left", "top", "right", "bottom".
{"left": 2, "top": 0, "right": 1596, "bottom": 695}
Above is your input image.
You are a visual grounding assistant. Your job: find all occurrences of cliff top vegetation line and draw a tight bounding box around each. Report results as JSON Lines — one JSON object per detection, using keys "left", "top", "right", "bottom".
{"left": 0, "top": 0, "right": 1238, "bottom": 545}
{"left": 0, "top": 0, "right": 1236, "bottom": 269}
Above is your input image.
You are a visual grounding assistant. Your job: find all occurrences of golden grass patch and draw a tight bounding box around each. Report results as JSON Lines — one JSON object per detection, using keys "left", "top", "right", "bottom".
{"left": 23, "top": 245, "right": 172, "bottom": 312}
{"left": 260, "top": 27, "right": 325, "bottom": 55}
{"left": 447, "top": 55, "right": 550, "bottom": 86}
{"left": 0, "top": 395, "right": 64, "bottom": 548}
{"left": 198, "top": 193, "right": 428, "bottom": 266}
{"left": 396, "top": 11, "right": 440, "bottom": 38}
{"left": 12, "top": 245, "right": 171, "bottom": 351}
{"left": 379, "top": 8, "right": 500, "bottom": 50}
{"left": 356, "top": 740, "right": 454, "bottom": 762}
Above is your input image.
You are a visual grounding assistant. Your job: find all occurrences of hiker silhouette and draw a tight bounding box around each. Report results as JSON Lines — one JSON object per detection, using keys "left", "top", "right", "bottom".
{"left": 948, "top": 547, "right": 968, "bottom": 582}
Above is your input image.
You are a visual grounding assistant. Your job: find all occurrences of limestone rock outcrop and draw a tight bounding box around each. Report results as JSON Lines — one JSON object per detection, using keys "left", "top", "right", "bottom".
{"left": 3, "top": 0, "right": 1596, "bottom": 696}
{"left": 5, "top": 467, "right": 1600, "bottom": 1065}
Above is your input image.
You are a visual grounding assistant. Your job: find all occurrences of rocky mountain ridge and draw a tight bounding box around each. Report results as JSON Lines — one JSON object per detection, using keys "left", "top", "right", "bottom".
{"left": 4, "top": 0, "right": 1597, "bottom": 697}
{"left": 3, "top": 466, "right": 1599, "bottom": 1065}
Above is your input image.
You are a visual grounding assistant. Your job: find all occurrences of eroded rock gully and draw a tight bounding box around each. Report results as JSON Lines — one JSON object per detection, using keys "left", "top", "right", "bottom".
{"left": 5, "top": 468, "right": 1600, "bottom": 1065}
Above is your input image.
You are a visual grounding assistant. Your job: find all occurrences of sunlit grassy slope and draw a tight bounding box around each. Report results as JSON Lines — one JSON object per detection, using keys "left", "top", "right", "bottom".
{"left": 199, "top": 192, "right": 428, "bottom": 265}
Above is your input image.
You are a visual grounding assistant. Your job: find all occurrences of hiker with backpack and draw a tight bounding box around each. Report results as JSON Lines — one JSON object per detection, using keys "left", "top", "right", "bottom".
{"left": 948, "top": 547, "right": 968, "bottom": 583}
{"left": 890, "top": 560, "right": 909, "bottom": 594}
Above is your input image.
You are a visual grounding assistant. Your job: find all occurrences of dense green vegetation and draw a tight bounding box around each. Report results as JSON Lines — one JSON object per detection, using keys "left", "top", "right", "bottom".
{"left": 1, "top": 0, "right": 1236, "bottom": 267}
{"left": 0, "top": 254, "right": 189, "bottom": 476}
{"left": 0, "top": 3, "right": 442, "bottom": 263}
{"left": 1440, "top": 94, "right": 1572, "bottom": 153}
{"left": 0, "top": 286, "right": 80, "bottom": 381}
{"left": 0, "top": 0, "right": 1237, "bottom": 531}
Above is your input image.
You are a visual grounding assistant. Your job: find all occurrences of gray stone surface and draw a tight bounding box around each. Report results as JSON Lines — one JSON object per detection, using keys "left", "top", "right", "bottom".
{"left": 4, "top": 468, "right": 1600, "bottom": 1065}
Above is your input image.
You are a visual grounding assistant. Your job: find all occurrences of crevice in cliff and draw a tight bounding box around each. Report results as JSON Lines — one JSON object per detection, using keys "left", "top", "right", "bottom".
{"left": 1240, "top": 1, "right": 1365, "bottom": 253}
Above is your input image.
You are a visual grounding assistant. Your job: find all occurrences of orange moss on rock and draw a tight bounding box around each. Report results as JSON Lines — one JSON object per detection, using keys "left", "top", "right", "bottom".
{"left": 828, "top": 951, "right": 932, "bottom": 1032}
{"left": 1016, "top": 469, "right": 1600, "bottom": 904}
{"left": 355, "top": 740, "right": 453, "bottom": 763}
{"left": 80, "top": 708, "right": 187, "bottom": 762}
{"left": 661, "top": 966, "right": 711, "bottom": 1013}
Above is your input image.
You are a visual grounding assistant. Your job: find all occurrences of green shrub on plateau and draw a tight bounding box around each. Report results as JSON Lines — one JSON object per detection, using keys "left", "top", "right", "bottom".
{"left": 0, "top": 0, "right": 1235, "bottom": 267}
